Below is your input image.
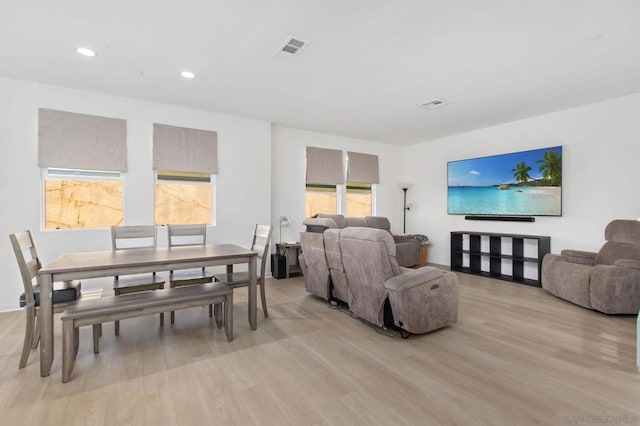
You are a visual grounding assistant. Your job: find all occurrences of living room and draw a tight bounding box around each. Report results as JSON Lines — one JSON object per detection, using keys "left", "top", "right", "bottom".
{"left": 1, "top": 1, "right": 639, "bottom": 424}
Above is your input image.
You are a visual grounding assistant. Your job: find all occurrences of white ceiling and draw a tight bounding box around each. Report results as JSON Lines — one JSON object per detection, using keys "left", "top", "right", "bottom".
{"left": 2, "top": 1, "right": 640, "bottom": 145}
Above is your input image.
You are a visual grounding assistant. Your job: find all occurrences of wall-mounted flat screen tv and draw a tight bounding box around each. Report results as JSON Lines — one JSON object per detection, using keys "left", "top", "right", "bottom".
{"left": 447, "top": 146, "right": 562, "bottom": 216}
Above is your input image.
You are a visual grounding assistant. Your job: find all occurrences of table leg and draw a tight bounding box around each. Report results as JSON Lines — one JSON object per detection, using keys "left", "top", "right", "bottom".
{"left": 249, "top": 256, "right": 257, "bottom": 330}
{"left": 37, "top": 273, "right": 54, "bottom": 377}
{"left": 62, "top": 321, "right": 75, "bottom": 383}
{"left": 284, "top": 247, "right": 290, "bottom": 278}
{"left": 225, "top": 293, "right": 233, "bottom": 341}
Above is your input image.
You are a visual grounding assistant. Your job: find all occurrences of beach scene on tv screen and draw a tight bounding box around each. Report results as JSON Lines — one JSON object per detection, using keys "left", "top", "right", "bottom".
{"left": 448, "top": 146, "right": 562, "bottom": 216}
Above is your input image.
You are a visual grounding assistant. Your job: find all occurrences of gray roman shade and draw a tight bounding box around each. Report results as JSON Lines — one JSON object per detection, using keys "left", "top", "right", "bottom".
{"left": 347, "top": 151, "right": 379, "bottom": 183}
{"left": 38, "top": 108, "right": 127, "bottom": 172}
{"left": 305, "top": 147, "right": 344, "bottom": 184}
{"left": 153, "top": 123, "right": 218, "bottom": 173}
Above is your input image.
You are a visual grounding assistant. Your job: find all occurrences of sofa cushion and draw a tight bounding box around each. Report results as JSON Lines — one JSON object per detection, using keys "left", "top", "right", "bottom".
{"left": 365, "top": 216, "right": 391, "bottom": 231}
{"left": 318, "top": 214, "right": 346, "bottom": 229}
{"left": 345, "top": 217, "right": 367, "bottom": 227}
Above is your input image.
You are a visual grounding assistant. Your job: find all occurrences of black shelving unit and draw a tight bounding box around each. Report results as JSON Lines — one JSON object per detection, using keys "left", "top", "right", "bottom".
{"left": 450, "top": 231, "right": 550, "bottom": 286}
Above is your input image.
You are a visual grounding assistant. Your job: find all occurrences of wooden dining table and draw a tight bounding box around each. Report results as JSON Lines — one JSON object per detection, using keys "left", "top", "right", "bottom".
{"left": 37, "top": 243, "right": 257, "bottom": 377}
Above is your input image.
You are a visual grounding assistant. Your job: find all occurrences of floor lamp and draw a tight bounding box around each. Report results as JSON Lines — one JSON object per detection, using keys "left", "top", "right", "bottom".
{"left": 399, "top": 183, "right": 413, "bottom": 234}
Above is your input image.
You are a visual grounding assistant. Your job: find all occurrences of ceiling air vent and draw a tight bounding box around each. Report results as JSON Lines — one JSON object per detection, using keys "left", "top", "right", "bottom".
{"left": 274, "top": 37, "right": 309, "bottom": 62}
{"left": 421, "top": 98, "right": 447, "bottom": 109}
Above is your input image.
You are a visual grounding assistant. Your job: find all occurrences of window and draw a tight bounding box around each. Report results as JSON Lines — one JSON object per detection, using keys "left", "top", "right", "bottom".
{"left": 43, "top": 168, "right": 123, "bottom": 229}
{"left": 155, "top": 171, "right": 213, "bottom": 225}
{"left": 305, "top": 183, "right": 337, "bottom": 218}
{"left": 346, "top": 181, "right": 373, "bottom": 217}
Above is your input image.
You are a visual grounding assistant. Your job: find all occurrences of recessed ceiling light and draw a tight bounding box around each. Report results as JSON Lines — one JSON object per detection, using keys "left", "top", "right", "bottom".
{"left": 180, "top": 71, "right": 196, "bottom": 79}
{"left": 76, "top": 47, "right": 96, "bottom": 57}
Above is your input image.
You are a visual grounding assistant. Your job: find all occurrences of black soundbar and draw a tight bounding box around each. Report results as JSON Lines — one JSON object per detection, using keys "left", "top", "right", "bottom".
{"left": 464, "top": 215, "right": 535, "bottom": 222}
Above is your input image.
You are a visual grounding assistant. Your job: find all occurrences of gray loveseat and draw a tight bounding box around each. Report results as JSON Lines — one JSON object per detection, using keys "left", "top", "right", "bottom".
{"left": 299, "top": 221, "right": 458, "bottom": 334}
{"left": 541, "top": 219, "right": 640, "bottom": 314}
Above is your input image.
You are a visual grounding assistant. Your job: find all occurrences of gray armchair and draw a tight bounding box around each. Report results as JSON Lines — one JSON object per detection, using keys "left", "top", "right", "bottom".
{"left": 339, "top": 227, "right": 458, "bottom": 333}
{"left": 542, "top": 219, "right": 640, "bottom": 314}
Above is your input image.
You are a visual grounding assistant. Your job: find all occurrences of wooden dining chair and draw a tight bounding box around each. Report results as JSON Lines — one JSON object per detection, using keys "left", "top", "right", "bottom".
{"left": 111, "top": 225, "right": 165, "bottom": 335}
{"left": 167, "top": 224, "right": 215, "bottom": 324}
{"left": 10, "top": 230, "right": 99, "bottom": 368}
{"left": 214, "top": 224, "right": 273, "bottom": 318}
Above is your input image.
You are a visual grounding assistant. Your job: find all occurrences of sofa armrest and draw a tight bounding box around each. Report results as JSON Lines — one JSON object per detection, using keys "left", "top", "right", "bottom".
{"left": 384, "top": 267, "right": 447, "bottom": 292}
{"left": 560, "top": 249, "right": 597, "bottom": 265}
{"left": 614, "top": 259, "right": 640, "bottom": 270}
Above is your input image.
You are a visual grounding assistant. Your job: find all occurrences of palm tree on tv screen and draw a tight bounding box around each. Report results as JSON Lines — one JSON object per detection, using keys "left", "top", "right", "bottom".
{"left": 512, "top": 161, "right": 532, "bottom": 184}
{"left": 536, "top": 149, "right": 562, "bottom": 186}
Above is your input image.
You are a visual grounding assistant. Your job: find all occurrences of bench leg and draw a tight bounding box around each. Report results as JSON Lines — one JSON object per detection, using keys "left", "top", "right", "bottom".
{"left": 92, "top": 324, "right": 100, "bottom": 353}
{"left": 170, "top": 311, "right": 175, "bottom": 325}
{"left": 74, "top": 327, "right": 79, "bottom": 356}
{"left": 115, "top": 320, "right": 120, "bottom": 336}
{"left": 209, "top": 304, "right": 213, "bottom": 318}
{"left": 224, "top": 293, "right": 233, "bottom": 342}
{"left": 62, "top": 321, "right": 76, "bottom": 383}
{"left": 214, "top": 303, "right": 222, "bottom": 328}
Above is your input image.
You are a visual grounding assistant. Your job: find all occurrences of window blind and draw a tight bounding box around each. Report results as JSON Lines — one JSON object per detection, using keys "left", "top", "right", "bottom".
{"left": 153, "top": 123, "right": 218, "bottom": 173}
{"left": 305, "top": 146, "right": 344, "bottom": 184}
{"left": 347, "top": 151, "right": 379, "bottom": 183}
{"left": 38, "top": 108, "right": 127, "bottom": 172}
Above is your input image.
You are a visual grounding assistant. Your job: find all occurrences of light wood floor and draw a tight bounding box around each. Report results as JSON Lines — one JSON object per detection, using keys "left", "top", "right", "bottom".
{"left": 0, "top": 272, "right": 638, "bottom": 425}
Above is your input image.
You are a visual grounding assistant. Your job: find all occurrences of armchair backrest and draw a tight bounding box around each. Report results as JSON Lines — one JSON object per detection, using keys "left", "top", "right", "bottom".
{"left": 364, "top": 216, "right": 391, "bottom": 232}
{"left": 595, "top": 220, "right": 640, "bottom": 265}
{"left": 318, "top": 214, "right": 347, "bottom": 228}
{"left": 9, "top": 230, "right": 41, "bottom": 307}
{"left": 339, "top": 227, "right": 401, "bottom": 327}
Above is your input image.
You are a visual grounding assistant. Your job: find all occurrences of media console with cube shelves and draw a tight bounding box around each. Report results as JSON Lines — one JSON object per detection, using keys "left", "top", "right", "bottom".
{"left": 450, "top": 231, "right": 550, "bottom": 286}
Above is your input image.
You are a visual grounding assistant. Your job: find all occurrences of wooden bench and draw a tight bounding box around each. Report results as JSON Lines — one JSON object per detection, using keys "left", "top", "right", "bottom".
{"left": 61, "top": 282, "right": 233, "bottom": 383}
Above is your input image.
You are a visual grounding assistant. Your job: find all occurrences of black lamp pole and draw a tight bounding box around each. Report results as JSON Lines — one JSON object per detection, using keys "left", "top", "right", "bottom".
{"left": 402, "top": 187, "right": 409, "bottom": 234}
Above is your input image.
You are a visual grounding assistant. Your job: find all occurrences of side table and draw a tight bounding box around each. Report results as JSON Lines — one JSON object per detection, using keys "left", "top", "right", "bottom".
{"left": 418, "top": 242, "right": 432, "bottom": 267}
{"left": 276, "top": 242, "right": 302, "bottom": 278}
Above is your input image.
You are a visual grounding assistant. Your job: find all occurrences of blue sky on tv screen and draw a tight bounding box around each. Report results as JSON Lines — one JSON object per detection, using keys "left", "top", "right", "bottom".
{"left": 447, "top": 146, "right": 562, "bottom": 187}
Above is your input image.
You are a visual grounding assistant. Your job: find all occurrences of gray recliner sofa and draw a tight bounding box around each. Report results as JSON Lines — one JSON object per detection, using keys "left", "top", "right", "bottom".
{"left": 300, "top": 221, "right": 458, "bottom": 334}
{"left": 541, "top": 219, "right": 640, "bottom": 314}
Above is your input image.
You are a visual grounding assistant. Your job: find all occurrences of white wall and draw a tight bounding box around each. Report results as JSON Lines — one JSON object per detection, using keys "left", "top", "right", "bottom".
{"left": 403, "top": 92, "right": 640, "bottom": 265}
{"left": 0, "top": 76, "right": 271, "bottom": 311}
{"left": 271, "top": 126, "right": 405, "bottom": 243}
{"left": 3, "top": 75, "right": 639, "bottom": 310}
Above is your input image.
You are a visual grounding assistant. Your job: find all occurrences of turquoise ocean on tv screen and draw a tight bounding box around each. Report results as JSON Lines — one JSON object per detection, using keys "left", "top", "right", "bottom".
{"left": 448, "top": 186, "right": 561, "bottom": 216}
